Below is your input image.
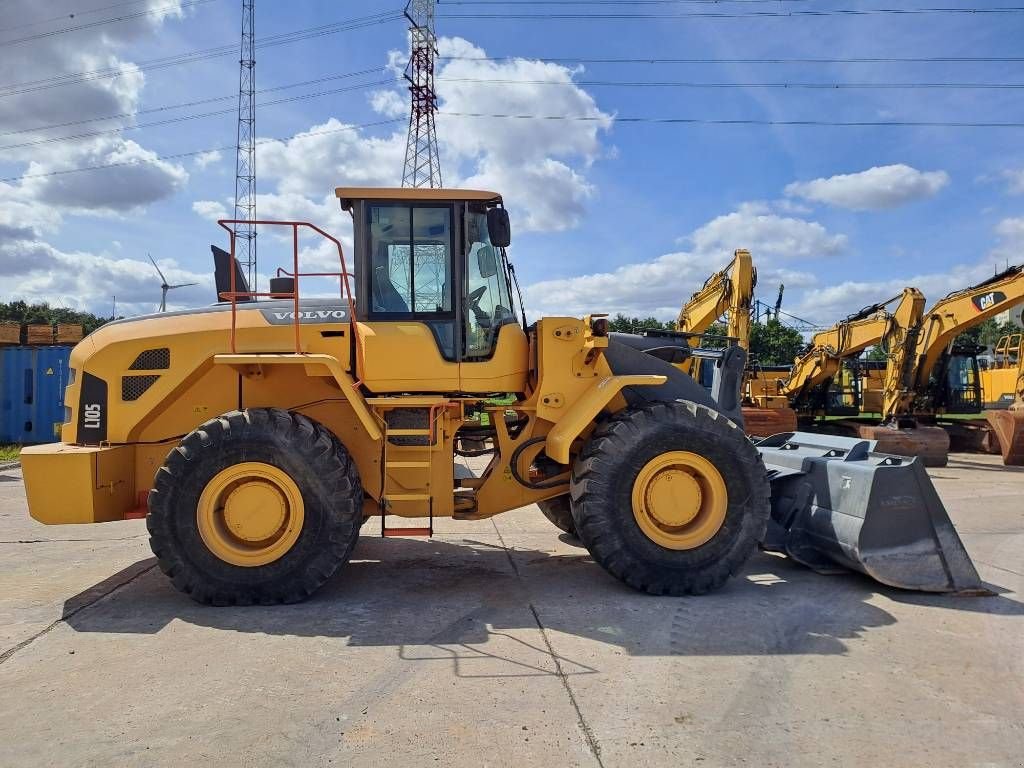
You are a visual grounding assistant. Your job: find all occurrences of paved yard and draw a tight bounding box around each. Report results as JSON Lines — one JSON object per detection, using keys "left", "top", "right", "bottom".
{"left": 0, "top": 455, "right": 1022, "bottom": 767}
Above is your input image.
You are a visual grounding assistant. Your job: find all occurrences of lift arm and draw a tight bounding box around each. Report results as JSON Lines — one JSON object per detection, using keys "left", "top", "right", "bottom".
{"left": 778, "top": 288, "right": 926, "bottom": 404}
{"left": 882, "top": 264, "right": 1024, "bottom": 420}
{"left": 676, "top": 249, "right": 754, "bottom": 349}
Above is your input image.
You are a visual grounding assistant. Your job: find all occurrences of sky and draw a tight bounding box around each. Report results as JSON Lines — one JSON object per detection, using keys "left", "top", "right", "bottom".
{"left": 0, "top": 0, "right": 1022, "bottom": 326}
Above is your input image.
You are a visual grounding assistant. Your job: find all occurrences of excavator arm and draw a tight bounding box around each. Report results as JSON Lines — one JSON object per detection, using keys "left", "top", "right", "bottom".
{"left": 883, "top": 264, "right": 1024, "bottom": 420}
{"left": 676, "top": 248, "right": 754, "bottom": 347}
{"left": 778, "top": 288, "right": 925, "bottom": 408}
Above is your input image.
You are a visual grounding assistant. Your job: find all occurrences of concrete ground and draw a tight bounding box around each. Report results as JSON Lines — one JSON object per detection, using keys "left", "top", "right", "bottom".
{"left": 0, "top": 455, "right": 1022, "bottom": 768}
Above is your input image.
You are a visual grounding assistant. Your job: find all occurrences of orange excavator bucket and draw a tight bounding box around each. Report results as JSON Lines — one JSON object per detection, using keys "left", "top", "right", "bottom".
{"left": 984, "top": 409, "right": 1024, "bottom": 465}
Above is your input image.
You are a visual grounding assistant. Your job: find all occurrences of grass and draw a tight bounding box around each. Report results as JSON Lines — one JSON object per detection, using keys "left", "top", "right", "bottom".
{"left": 0, "top": 444, "right": 21, "bottom": 461}
{"left": 477, "top": 394, "right": 517, "bottom": 427}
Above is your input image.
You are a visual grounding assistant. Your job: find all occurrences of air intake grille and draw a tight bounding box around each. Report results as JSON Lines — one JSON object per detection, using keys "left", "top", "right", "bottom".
{"left": 128, "top": 348, "right": 170, "bottom": 370}
{"left": 122, "top": 375, "right": 159, "bottom": 401}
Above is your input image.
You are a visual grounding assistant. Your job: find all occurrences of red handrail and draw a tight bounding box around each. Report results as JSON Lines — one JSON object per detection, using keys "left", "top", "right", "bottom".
{"left": 215, "top": 219, "right": 359, "bottom": 368}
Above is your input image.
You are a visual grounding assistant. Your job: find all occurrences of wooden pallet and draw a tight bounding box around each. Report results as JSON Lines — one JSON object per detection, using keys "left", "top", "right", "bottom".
{"left": 0, "top": 322, "right": 19, "bottom": 345}
{"left": 26, "top": 324, "right": 54, "bottom": 345}
{"left": 55, "top": 323, "right": 83, "bottom": 344}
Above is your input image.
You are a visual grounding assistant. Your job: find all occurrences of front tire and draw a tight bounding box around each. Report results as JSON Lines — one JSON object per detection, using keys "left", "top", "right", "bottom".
{"left": 570, "top": 401, "right": 770, "bottom": 596}
{"left": 147, "top": 408, "right": 362, "bottom": 605}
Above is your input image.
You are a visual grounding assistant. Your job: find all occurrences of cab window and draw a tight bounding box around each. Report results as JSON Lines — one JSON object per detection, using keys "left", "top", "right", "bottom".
{"left": 369, "top": 205, "right": 453, "bottom": 315}
{"left": 465, "top": 208, "right": 514, "bottom": 359}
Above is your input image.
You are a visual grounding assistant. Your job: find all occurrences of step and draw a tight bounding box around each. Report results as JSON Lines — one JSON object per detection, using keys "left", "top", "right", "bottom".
{"left": 367, "top": 396, "right": 450, "bottom": 406}
{"left": 384, "top": 493, "right": 432, "bottom": 502}
{"left": 381, "top": 527, "right": 432, "bottom": 538}
{"left": 385, "top": 461, "right": 431, "bottom": 469}
{"left": 386, "top": 428, "right": 432, "bottom": 437}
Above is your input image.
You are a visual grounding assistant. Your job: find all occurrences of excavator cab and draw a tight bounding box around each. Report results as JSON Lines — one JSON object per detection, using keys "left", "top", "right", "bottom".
{"left": 931, "top": 344, "right": 983, "bottom": 414}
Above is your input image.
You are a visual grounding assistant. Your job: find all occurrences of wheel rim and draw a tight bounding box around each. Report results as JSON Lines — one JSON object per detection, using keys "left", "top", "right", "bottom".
{"left": 630, "top": 451, "right": 727, "bottom": 550}
{"left": 197, "top": 462, "right": 305, "bottom": 567}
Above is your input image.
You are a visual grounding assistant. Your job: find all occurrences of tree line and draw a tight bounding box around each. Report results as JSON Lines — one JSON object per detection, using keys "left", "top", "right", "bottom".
{"left": 0, "top": 301, "right": 110, "bottom": 335}
{"left": 607, "top": 313, "right": 804, "bottom": 366}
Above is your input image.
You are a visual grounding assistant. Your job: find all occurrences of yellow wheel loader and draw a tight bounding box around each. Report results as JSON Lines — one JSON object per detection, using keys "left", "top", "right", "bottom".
{"left": 20, "top": 188, "right": 986, "bottom": 603}
{"left": 982, "top": 334, "right": 1024, "bottom": 464}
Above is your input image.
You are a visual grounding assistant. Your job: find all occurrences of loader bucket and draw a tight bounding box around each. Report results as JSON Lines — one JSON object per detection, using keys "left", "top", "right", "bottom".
{"left": 757, "top": 432, "right": 990, "bottom": 594}
{"left": 983, "top": 409, "right": 1024, "bottom": 466}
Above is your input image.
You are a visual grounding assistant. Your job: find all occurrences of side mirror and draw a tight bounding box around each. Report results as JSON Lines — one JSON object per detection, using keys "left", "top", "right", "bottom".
{"left": 487, "top": 207, "right": 511, "bottom": 248}
{"left": 477, "top": 246, "right": 498, "bottom": 278}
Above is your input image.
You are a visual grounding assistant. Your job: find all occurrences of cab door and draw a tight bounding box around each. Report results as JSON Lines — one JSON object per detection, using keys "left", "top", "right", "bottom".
{"left": 458, "top": 206, "right": 528, "bottom": 393}
{"left": 357, "top": 203, "right": 461, "bottom": 392}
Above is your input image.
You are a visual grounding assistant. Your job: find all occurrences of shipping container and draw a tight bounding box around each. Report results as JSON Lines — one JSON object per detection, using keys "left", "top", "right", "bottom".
{"left": 0, "top": 346, "right": 71, "bottom": 445}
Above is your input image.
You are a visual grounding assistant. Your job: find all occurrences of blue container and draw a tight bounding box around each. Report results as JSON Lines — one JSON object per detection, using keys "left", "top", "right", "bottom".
{"left": 0, "top": 346, "right": 72, "bottom": 444}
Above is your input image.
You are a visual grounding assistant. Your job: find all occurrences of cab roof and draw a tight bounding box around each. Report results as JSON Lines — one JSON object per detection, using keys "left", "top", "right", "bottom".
{"left": 335, "top": 187, "right": 501, "bottom": 210}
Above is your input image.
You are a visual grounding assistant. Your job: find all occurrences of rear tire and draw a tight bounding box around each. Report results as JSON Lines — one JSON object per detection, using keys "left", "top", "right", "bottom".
{"left": 570, "top": 401, "right": 769, "bottom": 596}
{"left": 147, "top": 408, "right": 362, "bottom": 605}
{"left": 538, "top": 496, "right": 576, "bottom": 536}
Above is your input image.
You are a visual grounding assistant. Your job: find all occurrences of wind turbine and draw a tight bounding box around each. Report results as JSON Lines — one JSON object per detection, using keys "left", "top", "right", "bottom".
{"left": 149, "top": 253, "right": 198, "bottom": 312}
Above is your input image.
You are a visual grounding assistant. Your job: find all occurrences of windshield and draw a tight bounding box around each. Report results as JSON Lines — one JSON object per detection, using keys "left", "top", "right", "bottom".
{"left": 465, "top": 208, "right": 515, "bottom": 358}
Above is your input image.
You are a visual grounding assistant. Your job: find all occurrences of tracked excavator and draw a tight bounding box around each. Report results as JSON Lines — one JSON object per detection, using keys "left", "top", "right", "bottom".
{"left": 876, "top": 265, "right": 1024, "bottom": 466}
{"left": 762, "top": 288, "right": 926, "bottom": 419}
{"left": 20, "top": 187, "right": 985, "bottom": 601}
{"left": 982, "top": 334, "right": 1024, "bottom": 464}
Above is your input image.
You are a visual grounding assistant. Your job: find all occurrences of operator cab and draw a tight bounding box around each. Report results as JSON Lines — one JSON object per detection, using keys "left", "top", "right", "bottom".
{"left": 336, "top": 187, "right": 528, "bottom": 394}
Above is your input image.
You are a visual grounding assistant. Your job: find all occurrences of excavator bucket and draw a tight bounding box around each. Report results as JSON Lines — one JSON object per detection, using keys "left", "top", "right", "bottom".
{"left": 757, "top": 432, "right": 990, "bottom": 594}
{"left": 983, "top": 409, "right": 1024, "bottom": 466}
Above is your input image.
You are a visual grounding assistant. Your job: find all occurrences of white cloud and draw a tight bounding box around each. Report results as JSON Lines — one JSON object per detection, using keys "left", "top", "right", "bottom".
{"left": 20, "top": 139, "right": 188, "bottom": 213}
{"left": 689, "top": 202, "right": 847, "bottom": 259}
{"left": 369, "top": 90, "right": 407, "bottom": 119}
{"left": 193, "top": 150, "right": 223, "bottom": 170}
{"left": 785, "top": 164, "right": 950, "bottom": 211}
{"left": 192, "top": 200, "right": 229, "bottom": 221}
{"left": 992, "top": 216, "right": 1024, "bottom": 265}
{"left": 791, "top": 216, "right": 1024, "bottom": 321}
{"left": 791, "top": 265, "right": 989, "bottom": 323}
{"left": 259, "top": 118, "right": 406, "bottom": 196}
{"left": 996, "top": 216, "right": 1024, "bottom": 241}
{"left": 1001, "top": 170, "right": 1024, "bottom": 195}
{"left": 0, "top": 239, "right": 211, "bottom": 316}
{"left": 0, "top": 1, "right": 188, "bottom": 214}
{"left": 524, "top": 201, "right": 834, "bottom": 319}
{"left": 354, "top": 36, "right": 614, "bottom": 233}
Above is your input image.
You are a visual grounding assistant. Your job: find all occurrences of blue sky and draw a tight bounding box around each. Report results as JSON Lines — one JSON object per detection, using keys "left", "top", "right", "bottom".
{"left": 1, "top": 0, "right": 1022, "bottom": 325}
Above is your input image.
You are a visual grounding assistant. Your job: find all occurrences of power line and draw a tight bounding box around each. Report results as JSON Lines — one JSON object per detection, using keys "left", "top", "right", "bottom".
{"left": 0, "top": 0, "right": 180, "bottom": 34}
{"left": 0, "top": 0, "right": 220, "bottom": 46}
{"left": 3, "top": 110, "right": 1022, "bottom": 186}
{"left": 0, "top": 78, "right": 394, "bottom": 152}
{"left": 0, "top": 68, "right": 385, "bottom": 139}
{"left": 444, "top": 110, "right": 1024, "bottom": 127}
{"left": 440, "top": 6, "right": 1024, "bottom": 20}
{"left": 0, "top": 118, "right": 405, "bottom": 185}
{"left": 440, "top": 75, "right": 1024, "bottom": 89}
{"left": 447, "top": 0, "right": 818, "bottom": 3}
{"left": 0, "top": 9, "right": 403, "bottom": 98}
{"left": 10, "top": 70, "right": 1021, "bottom": 151}
{"left": 438, "top": 54, "right": 1024, "bottom": 65}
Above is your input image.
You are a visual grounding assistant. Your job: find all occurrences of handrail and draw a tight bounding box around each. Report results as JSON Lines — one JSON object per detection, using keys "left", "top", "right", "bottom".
{"left": 215, "top": 219, "right": 359, "bottom": 368}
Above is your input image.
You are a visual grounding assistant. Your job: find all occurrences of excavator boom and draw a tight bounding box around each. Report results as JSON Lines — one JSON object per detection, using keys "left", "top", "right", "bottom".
{"left": 778, "top": 288, "right": 926, "bottom": 412}
{"left": 676, "top": 248, "right": 755, "bottom": 345}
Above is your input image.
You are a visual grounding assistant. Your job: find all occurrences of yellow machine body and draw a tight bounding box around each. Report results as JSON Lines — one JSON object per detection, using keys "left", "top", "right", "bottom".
{"left": 22, "top": 183, "right": 666, "bottom": 530}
